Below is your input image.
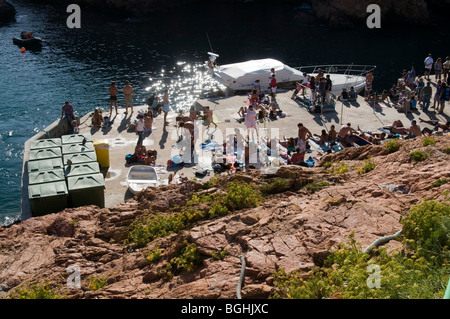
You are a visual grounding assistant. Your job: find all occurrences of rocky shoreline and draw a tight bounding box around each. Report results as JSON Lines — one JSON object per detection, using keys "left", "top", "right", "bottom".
{"left": 1, "top": 135, "right": 449, "bottom": 299}
{"left": 23, "top": 0, "right": 450, "bottom": 27}
{"left": 0, "top": 0, "right": 15, "bottom": 24}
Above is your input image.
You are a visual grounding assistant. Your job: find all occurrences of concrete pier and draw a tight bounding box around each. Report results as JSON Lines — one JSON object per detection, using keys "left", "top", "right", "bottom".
{"left": 21, "top": 78, "right": 448, "bottom": 220}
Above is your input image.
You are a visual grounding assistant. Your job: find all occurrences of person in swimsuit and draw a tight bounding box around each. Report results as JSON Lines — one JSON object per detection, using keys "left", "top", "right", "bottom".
{"left": 123, "top": 80, "right": 134, "bottom": 114}
{"left": 163, "top": 89, "right": 170, "bottom": 126}
{"left": 297, "top": 123, "right": 312, "bottom": 154}
{"left": 109, "top": 81, "right": 118, "bottom": 115}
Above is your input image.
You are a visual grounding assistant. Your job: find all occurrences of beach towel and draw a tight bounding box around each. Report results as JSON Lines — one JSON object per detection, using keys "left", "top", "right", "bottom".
{"left": 201, "top": 140, "right": 222, "bottom": 152}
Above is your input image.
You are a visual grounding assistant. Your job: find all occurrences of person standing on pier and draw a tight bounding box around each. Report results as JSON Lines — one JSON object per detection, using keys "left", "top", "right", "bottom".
{"left": 135, "top": 113, "right": 145, "bottom": 145}
{"left": 123, "top": 80, "right": 135, "bottom": 114}
{"left": 424, "top": 54, "right": 433, "bottom": 80}
{"left": 61, "top": 101, "right": 75, "bottom": 130}
{"left": 163, "top": 89, "right": 170, "bottom": 126}
{"left": 109, "top": 81, "right": 118, "bottom": 115}
{"left": 297, "top": 123, "right": 312, "bottom": 155}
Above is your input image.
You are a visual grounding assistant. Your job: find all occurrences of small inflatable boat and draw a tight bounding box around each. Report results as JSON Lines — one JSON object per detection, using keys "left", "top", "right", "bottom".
{"left": 13, "top": 32, "right": 42, "bottom": 48}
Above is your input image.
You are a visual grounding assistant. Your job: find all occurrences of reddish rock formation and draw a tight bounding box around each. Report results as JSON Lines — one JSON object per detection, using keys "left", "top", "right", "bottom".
{"left": 0, "top": 135, "right": 449, "bottom": 299}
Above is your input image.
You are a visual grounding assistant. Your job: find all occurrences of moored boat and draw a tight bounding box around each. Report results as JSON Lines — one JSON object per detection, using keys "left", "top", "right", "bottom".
{"left": 205, "top": 53, "right": 375, "bottom": 96}
{"left": 13, "top": 32, "right": 42, "bottom": 48}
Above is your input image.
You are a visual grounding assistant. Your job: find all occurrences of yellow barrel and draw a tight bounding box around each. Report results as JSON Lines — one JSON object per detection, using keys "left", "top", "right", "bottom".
{"left": 93, "top": 139, "right": 110, "bottom": 168}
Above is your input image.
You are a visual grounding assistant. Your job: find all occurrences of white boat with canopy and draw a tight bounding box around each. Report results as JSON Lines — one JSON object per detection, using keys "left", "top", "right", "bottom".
{"left": 206, "top": 53, "right": 375, "bottom": 96}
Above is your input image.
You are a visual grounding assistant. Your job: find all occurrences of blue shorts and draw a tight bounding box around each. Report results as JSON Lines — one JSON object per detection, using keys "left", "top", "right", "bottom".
{"left": 163, "top": 103, "right": 170, "bottom": 113}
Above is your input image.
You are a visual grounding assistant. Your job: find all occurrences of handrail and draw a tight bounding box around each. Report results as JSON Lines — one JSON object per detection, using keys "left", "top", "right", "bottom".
{"left": 295, "top": 64, "right": 376, "bottom": 77}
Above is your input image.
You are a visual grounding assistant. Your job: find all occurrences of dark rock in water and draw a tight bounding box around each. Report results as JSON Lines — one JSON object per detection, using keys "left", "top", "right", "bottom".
{"left": 0, "top": 0, "right": 16, "bottom": 24}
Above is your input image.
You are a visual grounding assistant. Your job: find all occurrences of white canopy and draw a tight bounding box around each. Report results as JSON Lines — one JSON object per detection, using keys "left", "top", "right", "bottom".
{"left": 214, "top": 58, "right": 304, "bottom": 91}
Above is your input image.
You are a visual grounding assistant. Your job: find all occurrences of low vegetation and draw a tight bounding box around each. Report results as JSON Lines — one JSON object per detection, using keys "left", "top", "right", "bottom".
{"left": 384, "top": 139, "right": 401, "bottom": 153}
{"left": 356, "top": 157, "right": 376, "bottom": 175}
{"left": 7, "top": 280, "right": 64, "bottom": 299}
{"left": 126, "top": 181, "right": 262, "bottom": 248}
{"left": 272, "top": 200, "right": 450, "bottom": 299}
{"left": 410, "top": 150, "right": 429, "bottom": 163}
{"left": 165, "top": 242, "right": 202, "bottom": 278}
{"left": 422, "top": 136, "right": 436, "bottom": 147}
{"left": 86, "top": 275, "right": 108, "bottom": 291}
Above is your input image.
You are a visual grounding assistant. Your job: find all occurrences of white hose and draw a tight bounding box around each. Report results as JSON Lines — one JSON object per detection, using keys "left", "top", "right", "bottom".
{"left": 363, "top": 230, "right": 402, "bottom": 254}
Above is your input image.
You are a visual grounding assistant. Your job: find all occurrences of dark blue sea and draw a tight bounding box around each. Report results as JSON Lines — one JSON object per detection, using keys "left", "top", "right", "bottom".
{"left": 1, "top": 0, "right": 449, "bottom": 225}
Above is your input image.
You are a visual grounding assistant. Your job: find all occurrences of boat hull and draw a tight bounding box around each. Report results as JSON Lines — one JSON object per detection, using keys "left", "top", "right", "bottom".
{"left": 13, "top": 37, "right": 42, "bottom": 48}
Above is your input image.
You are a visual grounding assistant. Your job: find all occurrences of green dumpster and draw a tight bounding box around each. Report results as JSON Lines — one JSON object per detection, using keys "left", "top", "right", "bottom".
{"left": 63, "top": 151, "right": 97, "bottom": 167}
{"left": 28, "top": 181, "right": 68, "bottom": 216}
{"left": 62, "top": 142, "right": 95, "bottom": 155}
{"left": 61, "top": 134, "right": 93, "bottom": 145}
{"left": 65, "top": 162, "right": 100, "bottom": 178}
{"left": 30, "top": 138, "right": 62, "bottom": 150}
{"left": 28, "top": 158, "right": 64, "bottom": 173}
{"left": 29, "top": 147, "right": 62, "bottom": 161}
{"left": 67, "top": 173, "right": 105, "bottom": 208}
{"left": 29, "top": 169, "right": 65, "bottom": 185}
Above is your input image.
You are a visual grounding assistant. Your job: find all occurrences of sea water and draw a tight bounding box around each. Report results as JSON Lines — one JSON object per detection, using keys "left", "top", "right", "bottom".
{"left": 1, "top": 0, "right": 449, "bottom": 225}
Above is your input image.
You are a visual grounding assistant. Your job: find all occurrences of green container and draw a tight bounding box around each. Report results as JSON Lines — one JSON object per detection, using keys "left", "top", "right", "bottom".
{"left": 28, "top": 147, "right": 62, "bottom": 161}
{"left": 27, "top": 158, "right": 64, "bottom": 173}
{"left": 63, "top": 151, "right": 97, "bottom": 167}
{"left": 28, "top": 181, "right": 68, "bottom": 216}
{"left": 62, "top": 142, "right": 95, "bottom": 155}
{"left": 67, "top": 173, "right": 105, "bottom": 208}
{"left": 61, "top": 134, "right": 93, "bottom": 145}
{"left": 30, "top": 138, "right": 62, "bottom": 150}
{"left": 65, "top": 162, "right": 100, "bottom": 178}
{"left": 29, "top": 169, "right": 65, "bottom": 185}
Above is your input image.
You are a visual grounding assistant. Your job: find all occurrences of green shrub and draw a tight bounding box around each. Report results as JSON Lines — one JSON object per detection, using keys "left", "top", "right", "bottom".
{"left": 260, "top": 178, "right": 292, "bottom": 195}
{"left": 322, "top": 161, "right": 333, "bottom": 170}
{"left": 86, "top": 275, "right": 108, "bottom": 291}
{"left": 146, "top": 247, "right": 162, "bottom": 264}
{"left": 272, "top": 201, "right": 450, "bottom": 299}
{"left": 430, "top": 178, "right": 449, "bottom": 189}
{"left": 127, "top": 181, "right": 262, "bottom": 248}
{"left": 304, "top": 181, "right": 329, "bottom": 192}
{"left": 223, "top": 181, "right": 262, "bottom": 211}
{"left": 444, "top": 147, "right": 450, "bottom": 154}
{"left": 410, "top": 150, "right": 429, "bottom": 163}
{"left": 401, "top": 200, "right": 450, "bottom": 264}
{"left": 8, "top": 280, "right": 64, "bottom": 299}
{"left": 384, "top": 139, "right": 400, "bottom": 153}
{"left": 211, "top": 249, "right": 228, "bottom": 260}
{"left": 170, "top": 242, "right": 202, "bottom": 273}
{"left": 422, "top": 136, "right": 436, "bottom": 146}
{"left": 356, "top": 157, "right": 376, "bottom": 175}
{"left": 330, "top": 161, "right": 349, "bottom": 174}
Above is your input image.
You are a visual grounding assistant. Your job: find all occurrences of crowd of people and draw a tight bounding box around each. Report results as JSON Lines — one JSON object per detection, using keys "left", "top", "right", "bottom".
{"left": 60, "top": 55, "right": 449, "bottom": 171}
{"left": 364, "top": 54, "right": 450, "bottom": 114}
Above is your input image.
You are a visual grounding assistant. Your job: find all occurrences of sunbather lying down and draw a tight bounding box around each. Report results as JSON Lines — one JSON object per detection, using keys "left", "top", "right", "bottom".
{"left": 419, "top": 118, "right": 450, "bottom": 131}
{"left": 134, "top": 143, "right": 156, "bottom": 165}
{"left": 383, "top": 120, "right": 410, "bottom": 135}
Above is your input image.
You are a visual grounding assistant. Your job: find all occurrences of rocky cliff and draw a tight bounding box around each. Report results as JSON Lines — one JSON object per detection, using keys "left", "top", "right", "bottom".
{"left": 29, "top": 0, "right": 450, "bottom": 26}
{"left": 0, "top": 135, "right": 449, "bottom": 299}
{"left": 0, "top": 0, "right": 15, "bottom": 24}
